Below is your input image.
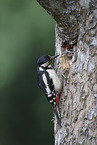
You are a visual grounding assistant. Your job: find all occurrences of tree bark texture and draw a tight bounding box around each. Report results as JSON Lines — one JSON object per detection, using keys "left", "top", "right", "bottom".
{"left": 37, "top": 0, "right": 97, "bottom": 144}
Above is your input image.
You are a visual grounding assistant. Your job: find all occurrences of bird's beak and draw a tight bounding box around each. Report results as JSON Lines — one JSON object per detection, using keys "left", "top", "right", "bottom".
{"left": 51, "top": 55, "right": 59, "bottom": 60}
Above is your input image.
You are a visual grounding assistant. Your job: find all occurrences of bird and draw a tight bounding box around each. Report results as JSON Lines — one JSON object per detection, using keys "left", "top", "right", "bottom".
{"left": 61, "top": 41, "right": 74, "bottom": 56}
{"left": 37, "top": 55, "right": 62, "bottom": 126}
{"left": 66, "top": 43, "right": 72, "bottom": 51}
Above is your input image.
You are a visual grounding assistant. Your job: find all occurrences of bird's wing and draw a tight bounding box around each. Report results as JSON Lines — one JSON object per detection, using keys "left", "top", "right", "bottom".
{"left": 37, "top": 68, "right": 56, "bottom": 107}
{"left": 37, "top": 68, "right": 47, "bottom": 94}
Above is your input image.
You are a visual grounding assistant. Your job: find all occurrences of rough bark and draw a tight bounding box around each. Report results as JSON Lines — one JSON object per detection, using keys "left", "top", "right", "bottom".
{"left": 37, "top": 0, "right": 97, "bottom": 144}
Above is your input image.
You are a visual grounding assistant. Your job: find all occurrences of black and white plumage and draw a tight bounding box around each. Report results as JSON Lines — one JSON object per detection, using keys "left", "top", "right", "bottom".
{"left": 37, "top": 55, "right": 62, "bottom": 126}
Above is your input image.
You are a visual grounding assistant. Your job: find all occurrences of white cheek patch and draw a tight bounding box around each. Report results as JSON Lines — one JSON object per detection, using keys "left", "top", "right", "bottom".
{"left": 42, "top": 73, "right": 51, "bottom": 94}
{"left": 41, "top": 62, "right": 49, "bottom": 67}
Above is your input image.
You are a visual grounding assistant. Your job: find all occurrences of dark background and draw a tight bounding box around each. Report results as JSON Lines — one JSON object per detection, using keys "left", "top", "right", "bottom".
{"left": 0, "top": 0, "right": 55, "bottom": 145}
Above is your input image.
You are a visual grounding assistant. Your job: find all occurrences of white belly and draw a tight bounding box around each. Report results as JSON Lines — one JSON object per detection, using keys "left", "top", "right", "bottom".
{"left": 47, "top": 69, "right": 62, "bottom": 92}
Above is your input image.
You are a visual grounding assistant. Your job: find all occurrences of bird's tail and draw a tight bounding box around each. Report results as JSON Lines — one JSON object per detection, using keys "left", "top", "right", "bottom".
{"left": 53, "top": 106, "right": 61, "bottom": 127}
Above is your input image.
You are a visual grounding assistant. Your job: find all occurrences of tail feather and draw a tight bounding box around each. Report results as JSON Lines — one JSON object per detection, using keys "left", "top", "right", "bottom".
{"left": 54, "top": 106, "right": 61, "bottom": 127}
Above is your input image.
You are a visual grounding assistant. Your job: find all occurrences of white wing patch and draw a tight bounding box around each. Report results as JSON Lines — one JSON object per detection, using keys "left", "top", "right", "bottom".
{"left": 48, "top": 94, "right": 52, "bottom": 97}
{"left": 39, "top": 67, "right": 44, "bottom": 71}
{"left": 42, "top": 73, "right": 51, "bottom": 94}
{"left": 50, "top": 100, "right": 53, "bottom": 103}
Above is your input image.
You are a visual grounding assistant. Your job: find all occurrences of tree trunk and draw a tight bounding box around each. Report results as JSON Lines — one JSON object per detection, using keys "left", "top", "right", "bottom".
{"left": 37, "top": 0, "right": 97, "bottom": 144}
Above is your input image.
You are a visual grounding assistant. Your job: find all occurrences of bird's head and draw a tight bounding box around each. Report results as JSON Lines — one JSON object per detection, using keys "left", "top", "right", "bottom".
{"left": 37, "top": 55, "right": 59, "bottom": 67}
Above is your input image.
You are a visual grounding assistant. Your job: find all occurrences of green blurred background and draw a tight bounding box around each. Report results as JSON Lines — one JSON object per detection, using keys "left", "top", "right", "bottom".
{"left": 0, "top": 0, "right": 55, "bottom": 145}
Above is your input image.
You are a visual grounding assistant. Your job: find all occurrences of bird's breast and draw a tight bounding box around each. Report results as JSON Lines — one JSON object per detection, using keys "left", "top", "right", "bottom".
{"left": 47, "top": 69, "right": 62, "bottom": 92}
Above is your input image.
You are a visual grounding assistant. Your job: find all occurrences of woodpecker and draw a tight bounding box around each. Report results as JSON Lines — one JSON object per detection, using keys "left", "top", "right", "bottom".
{"left": 61, "top": 41, "right": 74, "bottom": 56}
{"left": 37, "top": 55, "right": 62, "bottom": 126}
{"left": 66, "top": 43, "right": 72, "bottom": 51}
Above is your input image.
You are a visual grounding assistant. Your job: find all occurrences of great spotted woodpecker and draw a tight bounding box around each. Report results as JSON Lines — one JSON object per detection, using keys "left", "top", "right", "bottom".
{"left": 62, "top": 41, "right": 74, "bottom": 56}
{"left": 37, "top": 55, "right": 62, "bottom": 126}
